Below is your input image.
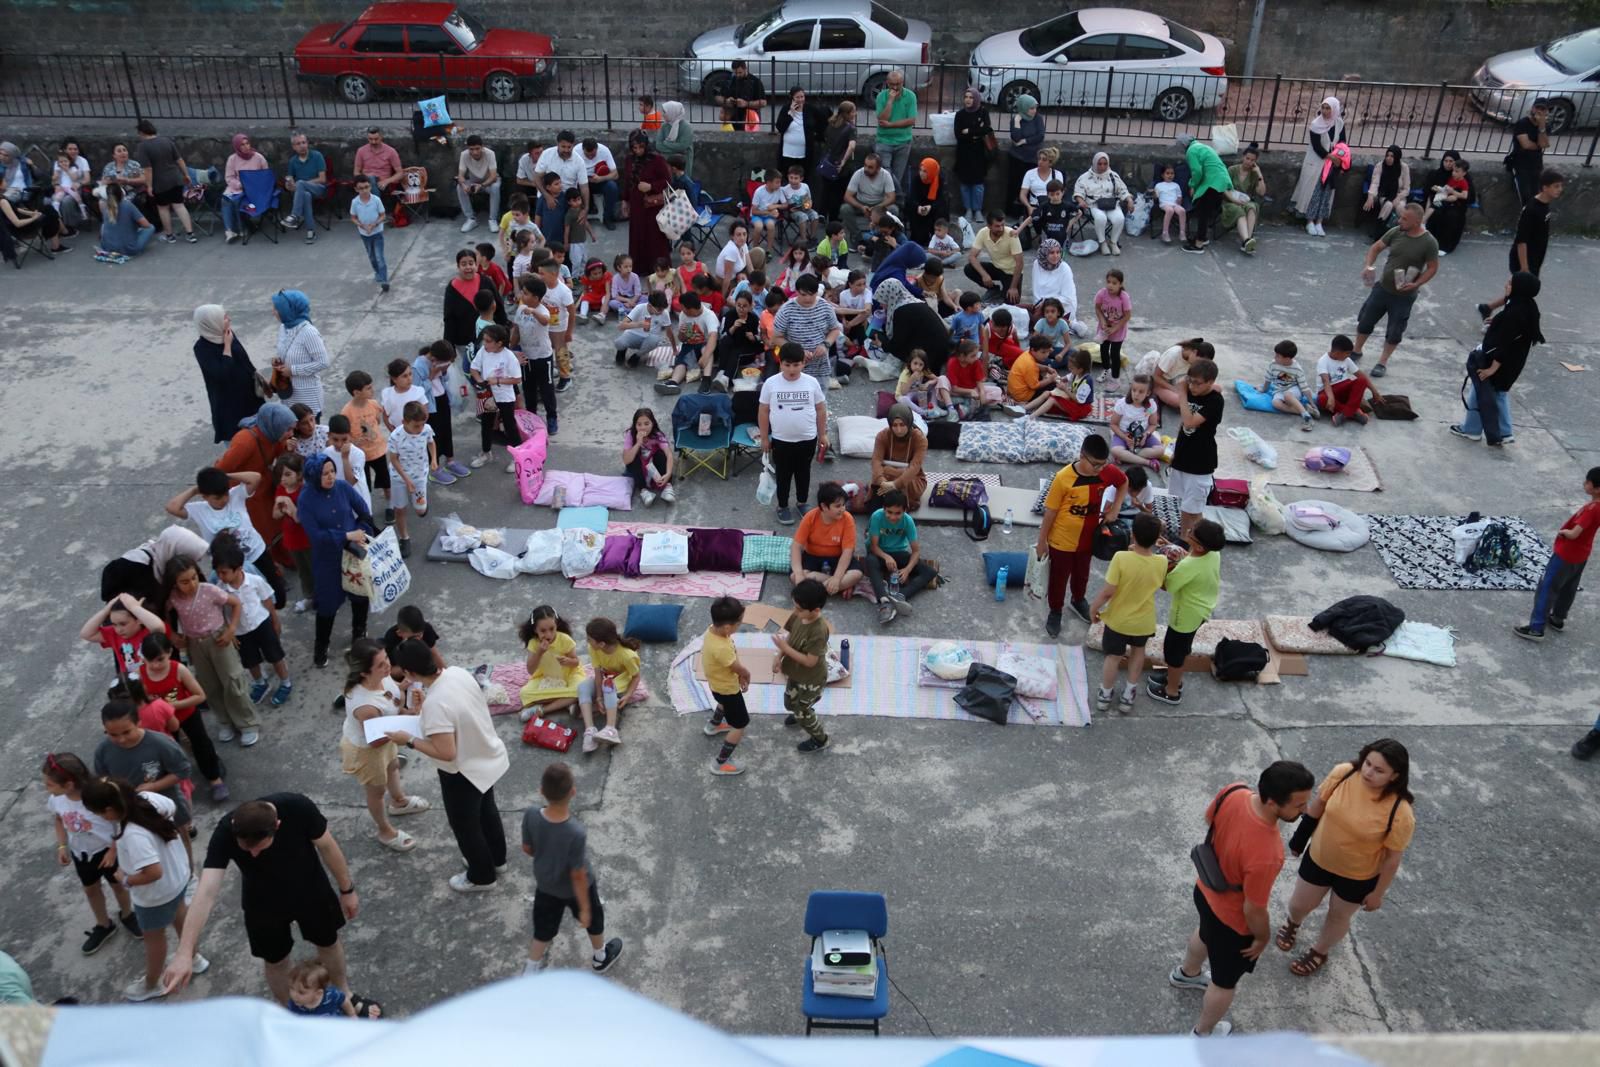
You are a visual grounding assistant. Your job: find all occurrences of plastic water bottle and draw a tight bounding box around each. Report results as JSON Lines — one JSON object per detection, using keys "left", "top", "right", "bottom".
{"left": 995, "top": 566, "right": 1008, "bottom": 601}
{"left": 839, "top": 639, "right": 851, "bottom": 671}
{"left": 1003, "top": 508, "right": 1014, "bottom": 535}
{"left": 822, "top": 560, "right": 833, "bottom": 577}
{"left": 889, "top": 571, "right": 901, "bottom": 598}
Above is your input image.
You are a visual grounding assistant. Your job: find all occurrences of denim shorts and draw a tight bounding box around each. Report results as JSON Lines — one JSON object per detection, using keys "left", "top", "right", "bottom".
{"left": 134, "top": 888, "right": 185, "bottom": 932}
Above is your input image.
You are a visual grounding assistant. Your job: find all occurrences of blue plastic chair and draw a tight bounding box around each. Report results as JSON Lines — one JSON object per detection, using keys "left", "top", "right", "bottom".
{"left": 238, "top": 168, "right": 282, "bottom": 245}
{"left": 801, "top": 890, "right": 889, "bottom": 1036}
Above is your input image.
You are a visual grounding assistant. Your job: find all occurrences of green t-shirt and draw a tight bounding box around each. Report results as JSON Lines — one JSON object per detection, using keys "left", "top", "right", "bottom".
{"left": 781, "top": 612, "right": 830, "bottom": 687}
{"left": 874, "top": 87, "right": 917, "bottom": 147}
{"left": 1164, "top": 550, "right": 1221, "bottom": 634}
{"left": 868, "top": 509, "right": 918, "bottom": 554}
{"left": 0, "top": 950, "right": 34, "bottom": 1005}
{"left": 1376, "top": 226, "right": 1440, "bottom": 294}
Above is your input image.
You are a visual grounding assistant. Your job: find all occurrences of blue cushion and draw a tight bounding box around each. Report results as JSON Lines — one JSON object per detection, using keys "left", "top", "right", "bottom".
{"left": 623, "top": 603, "right": 683, "bottom": 643}
{"left": 1233, "top": 379, "right": 1278, "bottom": 413}
{"left": 802, "top": 959, "right": 890, "bottom": 1022}
{"left": 556, "top": 506, "right": 609, "bottom": 533}
{"left": 982, "top": 552, "right": 1029, "bottom": 588}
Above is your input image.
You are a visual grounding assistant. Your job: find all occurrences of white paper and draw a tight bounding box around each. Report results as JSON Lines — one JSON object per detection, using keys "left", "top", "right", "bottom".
{"left": 363, "top": 714, "right": 421, "bottom": 744}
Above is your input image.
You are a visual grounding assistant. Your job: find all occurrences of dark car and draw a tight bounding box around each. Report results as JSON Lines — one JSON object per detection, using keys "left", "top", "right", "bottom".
{"left": 294, "top": 2, "right": 555, "bottom": 104}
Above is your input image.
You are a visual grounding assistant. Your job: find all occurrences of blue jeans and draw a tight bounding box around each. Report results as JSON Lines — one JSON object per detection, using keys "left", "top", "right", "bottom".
{"left": 1459, "top": 380, "right": 1512, "bottom": 442}
{"left": 290, "top": 180, "right": 325, "bottom": 223}
{"left": 1529, "top": 555, "right": 1585, "bottom": 632}
{"left": 361, "top": 232, "right": 388, "bottom": 284}
{"left": 101, "top": 221, "right": 156, "bottom": 257}
{"left": 221, "top": 192, "right": 243, "bottom": 232}
{"left": 960, "top": 183, "right": 985, "bottom": 216}
{"left": 591, "top": 179, "right": 620, "bottom": 222}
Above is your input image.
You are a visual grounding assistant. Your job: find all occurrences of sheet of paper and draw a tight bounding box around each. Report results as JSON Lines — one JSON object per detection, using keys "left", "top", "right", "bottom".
{"left": 1560, "top": 362, "right": 1587, "bottom": 372}
{"left": 363, "top": 714, "right": 422, "bottom": 744}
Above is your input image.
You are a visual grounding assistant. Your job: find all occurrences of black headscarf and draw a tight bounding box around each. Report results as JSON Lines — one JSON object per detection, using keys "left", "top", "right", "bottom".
{"left": 1495, "top": 271, "right": 1543, "bottom": 345}
{"left": 1483, "top": 272, "right": 1543, "bottom": 391}
{"left": 1376, "top": 144, "right": 1403, "bottom": 200}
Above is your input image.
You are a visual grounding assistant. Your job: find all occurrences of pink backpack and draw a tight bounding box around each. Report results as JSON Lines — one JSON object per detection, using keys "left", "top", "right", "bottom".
{"left": 1304, "top": 446, "right": 1351, "bottom": 472}
{"left": 511, "top": 410, "right": 549, "bottom": 504}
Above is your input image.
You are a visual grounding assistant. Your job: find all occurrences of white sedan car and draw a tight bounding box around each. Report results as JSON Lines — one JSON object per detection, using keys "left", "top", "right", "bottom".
{"left": 968, "top": 7, "right": 1227, "bottom": 122}
{"left": 1472, "top": 27, "right": 1600, "bottom": 134}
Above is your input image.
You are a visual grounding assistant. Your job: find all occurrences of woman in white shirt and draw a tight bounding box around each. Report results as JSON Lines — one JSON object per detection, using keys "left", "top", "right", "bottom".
{"left": 1018, "top": 146, "right": 1063, "bottom": 238}
{"left": 1028, "top": 239, "right": 1091, "bottom": 338}
{"left": 341, "top": 639, "right": 429, "bottom": 854}
{"left": 1072, "top": 151, "right": 1133, "bottom": 255}
{"left": 715, "top": 222, "right": 753, "bottom": 295}
{"left": 82, "top": 777, "right": 207, "bottom": 1002}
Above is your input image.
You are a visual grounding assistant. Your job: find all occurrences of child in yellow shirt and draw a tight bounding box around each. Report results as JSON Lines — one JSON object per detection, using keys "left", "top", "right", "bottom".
{"left": 702, "top": 597, "right": 752, "bottom": 776}
{"left": 578, "top": 617, "right": 641, "bottom": 753}
{"left": 1089, "top": 513, "right": 1167, "bottom": 714}
{"left": 518, "top": 606, "right": 584, "bottom": 722}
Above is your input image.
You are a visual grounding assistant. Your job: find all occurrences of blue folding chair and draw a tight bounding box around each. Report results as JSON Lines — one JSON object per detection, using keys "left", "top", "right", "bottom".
{"left": 685, "top": 176, "right": 736, "bottom": 258}
{"left": 730, "top": 421, "right": 762, "bottom": 476}
{"left": 237, "top": 168, "right": 282, "bottom": 245}
{"left": 802, "top": 890, "right": 889, "bottom": 1036}
{"left": 670, "top": 393, "right": 733, "bottom": 481}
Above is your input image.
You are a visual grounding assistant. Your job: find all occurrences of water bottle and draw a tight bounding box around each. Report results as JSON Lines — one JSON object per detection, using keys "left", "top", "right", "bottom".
{"left": 839, "top": 638, "right": 850, "bottom": 671}
{"left": 889, "top": 570, "right": 901, "bottom": 598}
{"left": 995, "top": 565, "right": 1008, "bottom": 601}
{"left": 822, "top": 560, "right": 833, "bottom": 577}
{"left": 1003, "top": 508, "right": 1014, "bottom": 535}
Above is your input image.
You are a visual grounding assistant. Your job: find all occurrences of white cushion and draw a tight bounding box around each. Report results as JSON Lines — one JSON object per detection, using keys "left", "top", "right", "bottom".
{"left": 1282, "top": 499, "right": 1370, "bottom": 552}
{"left": 638, "top": 530, "right": 689, "bottom": 574}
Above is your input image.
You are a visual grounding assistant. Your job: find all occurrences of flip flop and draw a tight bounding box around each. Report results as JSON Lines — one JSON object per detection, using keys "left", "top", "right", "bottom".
{"left": 386, "top": 796, "right": 431, "bottom": 817}
{"left": 376, "top": 829, "right": 415, "bottom": 852}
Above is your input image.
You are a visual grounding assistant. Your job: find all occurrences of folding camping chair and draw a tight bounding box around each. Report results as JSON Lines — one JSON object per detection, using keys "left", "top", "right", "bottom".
{"left": 740, "top": 175, "right": 805, "bottom": 253}
{"left": 670, "top": 393, "right": 733, "bottom": 481}
{"left": 184, "top": 166, "right": 222, "bottom": 237}
{"left": 685, "top": 177, "right": 736, "bottom": 258}
{"left": 237, "top": 168, "right": 282, "bottom": 244}
{"left": 800, "top": 890, "right": 890, "bottom": 1036}
{"left": 397, "top": 166, "right": 433, "bottom": 225}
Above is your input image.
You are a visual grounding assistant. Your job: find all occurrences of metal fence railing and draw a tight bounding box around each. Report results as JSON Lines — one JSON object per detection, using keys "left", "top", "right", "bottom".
{"left": 2, "top": 53, "right": 1596, "bottom": 164}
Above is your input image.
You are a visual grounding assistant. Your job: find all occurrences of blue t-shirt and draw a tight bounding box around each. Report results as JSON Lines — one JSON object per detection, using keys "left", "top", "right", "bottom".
{"left": 536, "top": 195, "right": 567, "bottom": 245}
{"left": 1034, "top": 316, "right": 1071, "bottom": 348}
{"left": 286, "top": 986, "right": 345, "bottom": 1016}
{"left": 350, "top": 193, "right": 385, "bottom": 234}
{"left": 868, "top": 509, "right": 918, "bottom": 554}
{"left": 287, "top": 150, "right": 326, "bottom": 183}
{"left": 99, "top": 203, "right": 148, "bottom": 255}
{"left": 949, "top": 310, "right": 986, "bottom": 346}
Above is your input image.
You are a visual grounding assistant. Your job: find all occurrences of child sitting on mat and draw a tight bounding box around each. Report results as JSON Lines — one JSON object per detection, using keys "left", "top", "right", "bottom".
{"left": 518, "top": 605, "right": 584, "bottom": 722}
{"left": 1026, "top": 345, "right": 1094, "bottom": 420}
{"left": 575, "top": 617, "right": 641, "bottom": 754}
{"left": 1264, "top": 338, "right": 1317, "bottom": 431}
{"left": 1108, "top": 373, "right": 1164, "bottom": 470}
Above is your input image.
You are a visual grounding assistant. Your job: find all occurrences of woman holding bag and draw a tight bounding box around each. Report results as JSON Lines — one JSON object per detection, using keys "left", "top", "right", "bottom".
{"left": 1275, "top": 739, "right": 1416, "bottom": 978}
{"left": 1291, "top": 97, "right": 1344, "bottom": 228}
{"left": 297, "top": 452, "right": 373, "bottom": 669}
{"left": 1451, "top": 272, "right": 1542, "bottom": 448}
{"left": 623, "top": 131, "right": 672, "bottom": 272}
{"left": 814, "top": 100, "right": 857, "bottom": 222}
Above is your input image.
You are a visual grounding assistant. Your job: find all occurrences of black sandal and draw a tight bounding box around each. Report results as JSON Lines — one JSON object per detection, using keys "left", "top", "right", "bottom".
{"left": 349, "top": 994, "right": 384, "bottom": 1019}
{"left": 1274, "top": 918, "right": 1301, "bottom": 953}
{"left": 1289, "top": 948, "right": 1329, "bottom": 977}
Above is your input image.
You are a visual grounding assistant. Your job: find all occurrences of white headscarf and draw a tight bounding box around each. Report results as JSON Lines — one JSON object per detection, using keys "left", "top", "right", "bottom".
{"left": 662, "top": 101, "right": 686, "bottom": 141}
{"left": 873, "top": 278, "right": 915, "bottom": 339}
{"left": 1309, "top": 96, "right": 1343, "bottom": 134}
{"left": 194, "top": 304, "right": 227, "bottom": 344}
{"left": 122, "top": 526, "right": 211, "bottom": 576}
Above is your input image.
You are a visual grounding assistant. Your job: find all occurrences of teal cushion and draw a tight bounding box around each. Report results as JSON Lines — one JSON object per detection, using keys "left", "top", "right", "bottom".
{"left": 740, "top": 534, "right": 794, "bottom": 573}
{"left": 982, "top": 552, "right": 1029, "bottom": 587}
{"left": 557, "top": 506, "right": 609, "bottom": 533}
{"left": 623, "top": 603, "right": 683, "bottom": 643}
{"left": 1233, "top": 379, "right": 1279, "bottom": 413}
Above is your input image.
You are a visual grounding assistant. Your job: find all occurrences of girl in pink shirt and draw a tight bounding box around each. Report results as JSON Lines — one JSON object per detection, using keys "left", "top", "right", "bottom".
{"left": 162, "top": 552, "right": 263, "bottom": 745}
{"left": 1093, "top": 267, "right": 1132, "bottom": 394}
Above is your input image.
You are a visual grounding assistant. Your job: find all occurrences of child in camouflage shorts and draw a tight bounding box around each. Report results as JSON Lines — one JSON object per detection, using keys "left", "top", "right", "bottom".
{"left": 774, "top": 578, "right": 831, "bottom": 753}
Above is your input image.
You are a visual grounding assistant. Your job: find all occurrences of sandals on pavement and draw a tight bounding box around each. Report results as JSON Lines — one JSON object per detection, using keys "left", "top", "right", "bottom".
{"left": 1274, "top": 919, "right": 1301, "bottom": 953}
{"left": 386, "top": 796, "right": 431, "bottom": 817}
{"left": 1289, "top": 948, "right": 1329, "bottom": 977}
{"left": 377, "top": 829, "right": 416, "bottom": 852}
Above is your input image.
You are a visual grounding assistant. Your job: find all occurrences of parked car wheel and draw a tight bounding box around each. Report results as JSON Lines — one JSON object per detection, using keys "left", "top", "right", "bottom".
{"left": 1545, "top": 97, "right": 1575, "bottom": 135}
{"left": 999, "top": 80, "right": 1041, "bottom": 113}
{"left": 701, "top": 71, "right": 732, "bottom": 104}
{"left": 338, "top": 73, "right": 375, "bottom": 105}
{"left": 859, "top": 73, "right": 888, "bottom": 107}
{"left": 484, "top": 71, "right": 521, "bottom": 104}
{"left": 1153, "top": 87, "right": 1195, "bottom": 122}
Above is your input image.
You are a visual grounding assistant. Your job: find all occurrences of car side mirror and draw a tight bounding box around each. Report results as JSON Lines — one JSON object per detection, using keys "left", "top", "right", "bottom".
{"left": 1054, "top": 53, "right": 1072, "bottom": 64}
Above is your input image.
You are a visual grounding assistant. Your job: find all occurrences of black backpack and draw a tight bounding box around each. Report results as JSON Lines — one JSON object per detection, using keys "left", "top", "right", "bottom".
{"left": 1212, "top": 639, "right": 1270, "bottom": 682}
{"left": 964, "top": 502, "right": 992, "bottom": 542}
{"left": 1467, "top": 521, "right": 1521, "bottom": 573}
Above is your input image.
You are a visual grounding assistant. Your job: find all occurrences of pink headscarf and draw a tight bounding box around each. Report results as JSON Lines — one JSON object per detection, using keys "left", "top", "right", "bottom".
{"left": 231, "top": 133, "right": 254, "bottom": 160}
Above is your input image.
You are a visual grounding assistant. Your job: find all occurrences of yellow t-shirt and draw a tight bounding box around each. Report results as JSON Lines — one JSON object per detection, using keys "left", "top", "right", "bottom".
{"left": 703, "top": 628, "right": 741, "bottom": 695}
{"left": 1099, "top": 550, "right": 1167, "bottom": 637}
{"left": 588, "top": 641, "right": 640, "bottom": 694}
{"left": 528, "top": 632, "right": 583, "bottom": 686}
{"left": 1309, "top": 762, "right": 1416, "bottom": 880}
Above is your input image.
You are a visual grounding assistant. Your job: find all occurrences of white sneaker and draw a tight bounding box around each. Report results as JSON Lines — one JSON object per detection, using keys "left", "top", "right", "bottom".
{"left": 596, "top": 725, "right": 622, "bottom": 745}
{"left": 1315, "top": 222, "right": 1327, "bottom": 236}
{"left": 448, "top": 871, "right": 495, "bottom": 893}
{"left": 660, "top": 483, "right": 676, "bottom": 503}
{"left": 827, "top": 378, "right": 842, "bottom": 390}
{"left": 459, "top": 217, "right": 479, "bottom": 233}
{"left": 292, "top": 599, "right": 311, "bottom": 614}
{"left": 1109, "top": 241, "right": 1121, "bottom": 256}
{"left": 190, "top": 952, "right": 211, "bottom": 976}
{"left": 1306, "top": 221, "right": 1318, "bottom": 235}
{"left": 240, "top": 729, "right": 260, "bottom": 747}
{"left": 1195, "top": 1021, "right": 1233, "bottom": 1037}
{"left": 518, "top": 705, "right": 537, "bottom": 723}
{"left": 640, "top": 488, "right": 657, "bottom": 506}
{"left": 582, "top": 727, "right": 599, "bottom": 753}
{"left": 505, "top": 461, "right": 517, "bottom": 474}
{"left": 470, "top": 451, "right": 492, "bottom": 468}
{"left": 1099, "top": 241, "right": 1110, "bottom": 255}
{"left": 215, "top": 724, "right": 236, "bottom": 743}
{"left": 123, "top": 976, "right": 167, "bottom": 1002}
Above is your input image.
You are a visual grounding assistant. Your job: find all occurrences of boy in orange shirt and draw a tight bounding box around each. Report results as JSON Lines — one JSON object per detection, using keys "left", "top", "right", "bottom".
{"left": 787, "top": 482, "right": 864, "bottom": 598}
{"left": 341, "top": 370, "right": 391, "bottom": 522}
{"left": 1008, "top": 334, "right": 1059, "bottom": 406}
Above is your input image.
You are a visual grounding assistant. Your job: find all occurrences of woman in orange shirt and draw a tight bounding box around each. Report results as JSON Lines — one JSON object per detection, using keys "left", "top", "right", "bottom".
{"left": 787, "top": 482, "right": 863, "bottom": 597}
{"left": 1275, "top": 738, "right": 1416, "bottom": 977}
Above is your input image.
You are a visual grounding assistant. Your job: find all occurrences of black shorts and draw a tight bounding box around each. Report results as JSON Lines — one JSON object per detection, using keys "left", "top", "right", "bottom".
{"left": 73, "top": 848, "right": 118, "bottom": 887}
{"left": 531, "top": 883, "right": 604, "bottom": 943}
{"left": 366, "top": 461, "right": 391, "bottom": 492}
{"left": 152, "top": 184, "right": 185, "bottom": 206}
{"left": 1192, "top": 884, "right": 1256, "bottom": 990}
{"left": 1163, "top": 626, "right": 1197, "bottom": 668}
{"left": 236, "top": 618, "right": 285, "bottom": 670}
{"left": 714, "top": 690, "right": 750, "bottom": 729}
{"left": 1298, "top": 850, "right": 1380, "bottom": 905}
{"left": 1102, "top": 625, "right": 1151, "bottom": 657}
{"left": 800, "top": 551, "right": 843, "bottom": 575}
{"left": 243, "top": 897, "right": 346, "bottom": 964}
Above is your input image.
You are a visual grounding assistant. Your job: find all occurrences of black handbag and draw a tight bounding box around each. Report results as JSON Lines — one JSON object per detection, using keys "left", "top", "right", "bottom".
{"left": 953, "top": 662, "right": 1017, "bottom": 725}
{"left": 1191, "top": 784, "right": 1249, "bottom": 892}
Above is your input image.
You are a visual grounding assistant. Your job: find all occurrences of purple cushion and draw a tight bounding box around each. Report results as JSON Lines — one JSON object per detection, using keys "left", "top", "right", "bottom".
{"left": 875, "top": 391, "right": 898, "bottom": 418}
{"left": 688, "top": 528, "right": 746, "bottom": 572}
{"left": 595, "top": 534, "right": 637, "bottom": 575}
{"left": 625, "top": 535, "right": 643, "bottom": 577}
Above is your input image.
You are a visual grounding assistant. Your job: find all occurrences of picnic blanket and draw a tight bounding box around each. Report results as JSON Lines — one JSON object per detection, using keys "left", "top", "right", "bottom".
{"left": 1376, "top": 621, "right": 1457, "bottom": 666}
{"left": 1366, "top": 514, "right": 1551, "bottom": 590}
{"left": 484, "top": 661, "right": 654, "bottom": 716}
{"left": 1215, "top": 433, "right": 1383, "bottom": 493}
{"left": 570, "top": 521, "right": 770, "bottom": 600}
{"left": 668, "top": 633, "right": 1091, "bottom": 727}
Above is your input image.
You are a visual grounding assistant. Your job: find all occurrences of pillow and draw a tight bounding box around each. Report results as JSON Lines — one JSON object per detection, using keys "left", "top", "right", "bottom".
{"left": 556, "top": 506, "right": 609, "bottom": 533}
{"left": 996, "top": 652, "right": 1057, "bottom": 698}
{"left": 580, "top": 473, "right": 635, "bottom": 510}
{"left": 954, "top": 421, "right": 1025, "bottom": 463}
{"left": 837, "top": 413, "right": 928, "bottom": 458}
{"left": 623, "top": 603, "right": 683, "bottom": 643}
{"left": 741, "top": 534, "right": 794, "bottom": 573}
{"left": 875, "top": 391, "right": 898, "bottom": 419}
{"left": 1282, "top": 498, "right": 1370, "bottom": 552}
{"left": 535, "top": 470, "right": 585, "bottom": 507}
{"left": 982, "top": 551, "right": 1029, "bottom": 588}
{"left": 1233, "top": 379, "right": 1278, "bottom": 413}
{"left": 688, "top": 528, "right": 746, "bottom": 572}
{"left": 1020, "top": 420, "right": 1094, "bottom": 464}
{"left": 595, "top": 534, "right": 637, "bottom": 576}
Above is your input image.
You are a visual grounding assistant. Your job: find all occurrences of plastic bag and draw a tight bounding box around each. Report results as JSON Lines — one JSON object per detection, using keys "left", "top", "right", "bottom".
{"left": 1451, "top": 519, "right": 1490, "bottom": 565}
{"left": 519, "top": 529, "right": 564, "bottom": 574}
{"left": 756, "top": 456, "right": 777, "bottom": 506}
{"left": 824, "top": 648, "right": 850, "bottom": 684}
{"left": 930, "top": 111, "right": 957, "bottom": 146}
{"left": 861, "top": 354, "right": 903, "bottom": 382}
{"left": 446, "top": 361, "right": 470, "bottom": 415}
{"left": 996, "top": 652, "right": 1057, "bottom": 698}
{"left": 1304, "top": 446, "right": 1351, "bottom": 472}
{"left": 1211, "top": 122, "right": 1240, "bottom": 155}
{"left": 439, "top": 513, "right": 482, "bottom": 554}
{"left": 1024, "top": 549, "right": 1050, "bottom": 601}
{"left": 1124, "top": 193, "right": 1152, "bottom": 237}
{"left": 1069, "top": 239, "right": 1100, "bottom": 257}
{"left": 468, "top": 545, "right": 520, "bottom": 580}
{"left": 924, "top": 641, "right": 974, "bottom": 680}
{"left": 957, "top": 214, "right": 977, "bottom": 250}
{"left": 1228, "top": 426, "right": 1278, "bottom": 470}
{"left": 1160, "top": 434, "right": 1176, "bottom": 464}
{"left": 1245, "top": 477, "right": 1287, "bottom": 535}
{"left": 560, "top": 527, "right": 604, "bottom": 578}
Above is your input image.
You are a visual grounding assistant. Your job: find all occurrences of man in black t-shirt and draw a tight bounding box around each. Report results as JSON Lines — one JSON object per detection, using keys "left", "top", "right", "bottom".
{"left": 1479, "top": 168, "right": 1564, "bottom": 321}
{"left": 133, "top": 119, "right": 196, "bottom": 243}
{"left": 162, "top": 794, "right": 363, "bottom": 1006}
{"left": 715, "top": 60, "right": 768, "bottom": 128}
{"left": 1505, "top": 100, "right": 1549, "bottom": 205}
{"left": 1167, "top": 358, "right": 1225, "bottom": 540}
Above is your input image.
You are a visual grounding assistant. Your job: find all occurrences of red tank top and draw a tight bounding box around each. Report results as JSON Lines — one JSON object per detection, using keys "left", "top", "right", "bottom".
{"left": 139, "top": 662, "right": 195, "bottom": 722}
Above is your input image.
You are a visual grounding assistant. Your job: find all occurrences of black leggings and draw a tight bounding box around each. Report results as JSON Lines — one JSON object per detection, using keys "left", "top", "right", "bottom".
{"left": 428, "top": 404, "right": 455, "bottom": 460}
{"left": 626, "top": 450, "right": 669, "bottom": 489}
{"left": 1192, "top": 188, "right": 1223, "bottom": 243}
{"left": 769, "top": 437, "right": 815, "bottom": 509}
{"left": 179, "top": 709, "right": 223, "bottom": 782}
{"left": 1100, "top": 339, "right": 1123, "bottom": 379}
{"left": 313, "top": 595, "right": 369, "bottom": 660}
{"left": 522, "top": 358, "right": 557, "bottom": 421}
{"left": 479, "top": 401, "right": 523, "bottom": 453}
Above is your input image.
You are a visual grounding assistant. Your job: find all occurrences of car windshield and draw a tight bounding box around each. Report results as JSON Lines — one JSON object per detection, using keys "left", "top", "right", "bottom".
{"left": 444, "top": 9, "right": 484, "bottom": 52}
{"left": 1164, "top": 19, "right": 1204, "bottom": 54}
{"left": 870, "top": 2, "right": 908, "bottom": 40}
{"left": 1537, "top": 28, "right": 1600, "bottom": 76}
{"left": 736, "top": 7, "right": 784, "bottom": 46}
{"left": 1019, "top": 13, "right": 1085, "bottom": 57}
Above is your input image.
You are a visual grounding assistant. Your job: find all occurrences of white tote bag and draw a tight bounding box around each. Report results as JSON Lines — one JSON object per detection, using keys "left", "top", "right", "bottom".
{"left": 656, "top": 188, "right": 697, "bottom": 241}
{"left": 365, "top": 526, "right": 411, "bottom": 613}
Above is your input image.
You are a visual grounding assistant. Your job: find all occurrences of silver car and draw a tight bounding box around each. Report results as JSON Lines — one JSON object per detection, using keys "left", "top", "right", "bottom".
{"left": 678, "top": 0, "right": 931, "bottom": 103}
{"left": 1471, "top": 26, "right": 1600, "bottom": 134}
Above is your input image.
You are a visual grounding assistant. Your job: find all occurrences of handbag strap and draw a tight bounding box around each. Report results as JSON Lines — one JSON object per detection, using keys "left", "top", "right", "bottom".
{"left": 1205, "top": 783, "right": 1250, "bottom": 845}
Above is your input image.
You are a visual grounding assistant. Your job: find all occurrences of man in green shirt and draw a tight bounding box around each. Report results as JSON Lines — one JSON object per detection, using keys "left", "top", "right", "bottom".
{"left": 874, "top": 68, "right": 918, "bottom": 198}
{"left": 1355, "top": 202, "right": 1440, "bottom": 377}
{"left": 1148, "top": 519, "right": 1225, "bottom": 704}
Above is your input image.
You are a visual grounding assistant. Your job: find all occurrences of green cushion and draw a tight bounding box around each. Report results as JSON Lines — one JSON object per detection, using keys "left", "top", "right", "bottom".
{"left": 740, "top": 534, "right": 794, "bottom": 573}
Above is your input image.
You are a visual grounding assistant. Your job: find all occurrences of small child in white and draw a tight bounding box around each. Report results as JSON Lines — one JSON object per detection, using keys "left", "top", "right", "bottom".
{"left": 348, "top": 177, "right": 390, "bottom": 292}
{"left": 1108, "top": 373, "right": 1164, "bottom": 469}
{"left": 1263, "top": 338, "right": 1317, "bottom": 431}
{"left": 783, "top": 166, "right": 818, "bottom": 242}
{"left": 470, "top": 323, "right": 524, "bottom": 471}
{"left": 210, "top": 538, "right": 292, "bottom": 707}
{"left": 1154, "top": 164, "right": 1185, "bottom": 243}
{"left": 926, "top": 218, "right": 964, "bottom": 267}
{"left": 386, "top": 401, "right": 438, "bottom": 559}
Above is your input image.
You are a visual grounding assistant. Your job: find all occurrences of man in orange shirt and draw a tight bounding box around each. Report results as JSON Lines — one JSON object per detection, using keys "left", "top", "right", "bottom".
{"left": 1169, "top": 761, "right": 1313, "bottom": 1036}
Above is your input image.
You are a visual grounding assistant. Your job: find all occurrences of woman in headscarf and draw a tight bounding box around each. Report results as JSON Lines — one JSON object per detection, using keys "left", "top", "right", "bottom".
{"left": 906, "top": 158, "right": 945, "bottom": 247}
{"left": 875, "top": 277, "right": 950, "bottom": 372}
{"left": 815, "top": 100, "right": 858, "bottom": 221}
{"left": 653, "top": 101, "right": 694, "bottom": 179}
{"left": 1451, "top": 272, "right": 1541, "bottom": 449}
{"left": 953, "top": 88, "right": 995, "bottom": 220}
{"left": 0, "top": 140, "right": 72, "bottom": 258}
{"left": 1424, "top": 150, "right": 1473, "bottom": 254}
{"left": 624, "top": 130, "right": 673, "bottom": 271}
{"left": 296, "top": 453, "right": 373, "bottom": 668}
{"left": 193, "top": 303, "right": 262, "bottom": 444}
{"left": 1362, "top": 145, "right": 1410, "bottom": 240}
{"left": 1291, "top": 97, "right": 1344, "bottom": 224}
{"left": 214, "top": 401, "right": 295, "bottom": 557}
{"left": 1029, "top": 238, "right": 1089, "bottom": 338}
{"left": 100, "top": 527, "right": 211, "bottom": 613}
{"left": 220, "top": 133, "right": 268, "bottom": 244}
{"left": 868, "top": 214, "right": 926, "bottom": 294}
{"left": 1178, "top": 134, "right": 1232, "bottom": 253}
{"left": 271, "top": 289, "right": 330, "bottom": 417}
{"left": 869, "top": 403, "right": 929, "bottom": 510}
{"left": 1007, "top": 95, "right": 1045, "bottom": 218}
{"left": 1072, "top": 151, "right": 1132, "bottom": 255}
{"left": 0, "top": 141, "right": 28, "bottom": 203}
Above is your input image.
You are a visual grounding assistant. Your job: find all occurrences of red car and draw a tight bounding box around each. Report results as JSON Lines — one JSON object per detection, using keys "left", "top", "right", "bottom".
{"left": 294, "top": 2, "right": 555, "bottom": 104}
